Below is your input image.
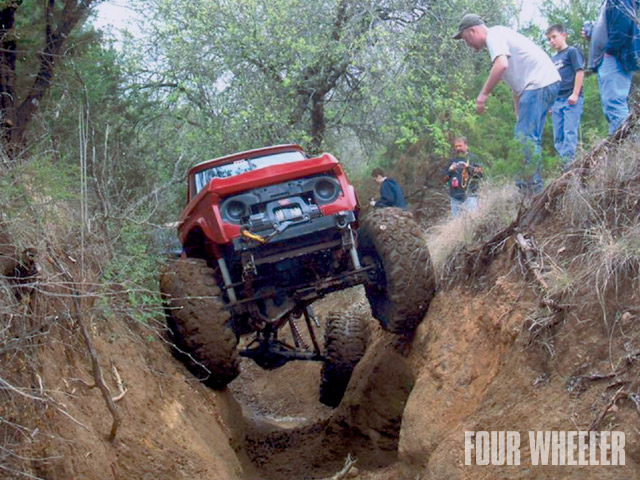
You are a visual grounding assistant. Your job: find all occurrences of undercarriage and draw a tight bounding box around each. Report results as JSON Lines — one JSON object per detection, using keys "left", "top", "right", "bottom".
{"left": 239, "top": 305, "right": 324, "bottom": 369}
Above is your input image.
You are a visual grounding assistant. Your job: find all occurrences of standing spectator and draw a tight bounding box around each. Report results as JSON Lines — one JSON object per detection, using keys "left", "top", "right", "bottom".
{"left": 370, "top": 168, "right": 407, "bottom": 210}
{"left": 584, "top": 0, "right": 640, "bottom": 135}
{"left": 547, "top": 24, "right": 585, "bottom": 167}
{"left": 454, "top": 14, "right": 560, "bottom": 194}
{"left": 443, "top": 137, "right": 484, "bottom": 217}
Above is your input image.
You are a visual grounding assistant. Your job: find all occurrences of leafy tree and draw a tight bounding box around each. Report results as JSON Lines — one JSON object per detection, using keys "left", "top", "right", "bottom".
{"left": 133, "top": 0, "right": 435, "bottom": 154}
{"left": 0, "top": 0, "right": 105, "bottom": 160}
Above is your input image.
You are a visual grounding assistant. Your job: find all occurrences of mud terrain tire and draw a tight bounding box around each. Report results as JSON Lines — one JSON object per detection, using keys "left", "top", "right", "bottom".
{"left": 160, "top": 258, "right": 239, "bottom": 389}
{"left": 358, "top": 208, "right": 436, "bottom": 334}
{"left": 320, "top": 311, "right": 368, "bottom": 408}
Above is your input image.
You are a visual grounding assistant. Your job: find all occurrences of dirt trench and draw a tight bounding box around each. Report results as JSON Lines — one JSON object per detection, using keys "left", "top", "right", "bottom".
{"left": 5, "top": 225, "right": 640, "bottom": 479}
{"left": 224, "top": 292, "right": 418, "bottom": 480}
{"left": 225, "top": 233, "right": 640, "bottom": 479}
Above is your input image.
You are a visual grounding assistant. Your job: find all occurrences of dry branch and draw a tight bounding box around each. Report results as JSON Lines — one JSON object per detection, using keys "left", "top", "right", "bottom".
{"left": 75, "top": 299, "right": 120, "bottom": 441}
{"left": 110, "top": 362, "right": 127, "bottom": 402}
{"left": 515, "top": 233, "right": 549, "bottom": 290}
{"left": 0, "top": 377, "right": 46, "bottom": 403}
{"left": 319, "top": 454, "right": 357, "bottom": 480}
{"left": 589, "top": 386, "right": 625, "bottom": 432}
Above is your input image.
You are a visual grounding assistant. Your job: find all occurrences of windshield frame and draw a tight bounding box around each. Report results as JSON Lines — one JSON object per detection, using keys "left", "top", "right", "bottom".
{"left": 192, "top": 150, "right": 308, "bottom": 195}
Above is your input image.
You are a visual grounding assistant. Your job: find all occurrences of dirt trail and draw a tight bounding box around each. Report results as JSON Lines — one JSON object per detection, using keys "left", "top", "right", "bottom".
{"left": 227, "top": 225, "right": 640, "bottom": 479}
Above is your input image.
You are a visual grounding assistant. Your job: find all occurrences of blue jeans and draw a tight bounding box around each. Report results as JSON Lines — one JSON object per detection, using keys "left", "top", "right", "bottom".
{"left": 515, "top": 82, "right": 560, "bottom": 194}
{"left": 465, "top": 195, "right": 478, "bottom": 212}
{"left": 450, "top": 196, "right": 478, "bottom": 217}
{"left": 551, "top": 95, "right": 584, "bottom": 164}
{"left": 598, "top": 54, "right": 632, "bottom": 135}
{"left": 450, "top": 197, "right": 464, "bottom": 217}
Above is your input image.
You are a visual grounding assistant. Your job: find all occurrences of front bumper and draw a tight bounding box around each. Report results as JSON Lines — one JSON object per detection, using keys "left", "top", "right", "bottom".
{"left": 232, "top": 211, "right": 356, "bottom": 253}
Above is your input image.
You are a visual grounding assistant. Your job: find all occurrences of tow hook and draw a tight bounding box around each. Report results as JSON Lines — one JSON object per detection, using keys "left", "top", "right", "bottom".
{"left": 242, "top": 221, "right": 294, "bottom": 245}
{"left": 242, "top": 229, "right": 268, "bottom": 244}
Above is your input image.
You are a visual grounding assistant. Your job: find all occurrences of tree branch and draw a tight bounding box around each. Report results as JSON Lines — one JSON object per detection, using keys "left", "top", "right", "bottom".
{"left": 47, "top": 249, "right": 120, "bottom": 441}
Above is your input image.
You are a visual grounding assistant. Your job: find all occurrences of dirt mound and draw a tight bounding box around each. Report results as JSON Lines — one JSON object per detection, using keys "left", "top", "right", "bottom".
{"left": 12, "top": 307, "right": 245, "bottom": 479}
{"left": 399, "top": 267, "right": 640, "bottom": 479}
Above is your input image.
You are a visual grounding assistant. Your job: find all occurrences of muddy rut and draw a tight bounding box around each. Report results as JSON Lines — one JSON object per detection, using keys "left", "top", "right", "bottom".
{"left": 226, "top": 292, "right": 415, "bottom": 479}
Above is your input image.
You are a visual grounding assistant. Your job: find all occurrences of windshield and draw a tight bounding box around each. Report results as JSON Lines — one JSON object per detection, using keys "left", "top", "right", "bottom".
{"left": 194, "top": 150, "right": 307, "bottom": 194}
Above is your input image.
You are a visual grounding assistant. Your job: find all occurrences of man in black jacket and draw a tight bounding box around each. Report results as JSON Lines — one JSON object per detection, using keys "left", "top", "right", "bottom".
{"left": 370, "top": 168, "right": 407, "bottom": 210}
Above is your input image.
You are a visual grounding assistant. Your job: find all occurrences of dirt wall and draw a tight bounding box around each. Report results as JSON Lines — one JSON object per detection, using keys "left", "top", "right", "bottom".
{"left": 397, "top": 244, "right": 640, "bottom": 479}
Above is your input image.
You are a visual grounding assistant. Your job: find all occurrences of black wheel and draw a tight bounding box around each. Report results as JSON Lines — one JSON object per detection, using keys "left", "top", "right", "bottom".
{"left": 358, "top": 208, "right": 436, "bottom": 334}
{"left": 319, "top": 311, "right": 368, "bottom": 407}
{"left": 160, "top": 258, "right": 239, "bottom": 389}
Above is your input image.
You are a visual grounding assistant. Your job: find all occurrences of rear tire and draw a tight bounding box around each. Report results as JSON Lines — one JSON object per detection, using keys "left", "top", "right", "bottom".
{"left": 358, "top": 208, "right": 436, "bottom": 334}
{"left": 160, "top": 258, "right": 240, "bottom": 389}
{"left": 319, "top": 311, "right": 368, "bottom": 408}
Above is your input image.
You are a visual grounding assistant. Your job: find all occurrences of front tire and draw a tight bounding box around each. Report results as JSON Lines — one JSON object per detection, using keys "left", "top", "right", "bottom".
{"left": 160, "top": 258, "right": 240, "bottom": 389}
{"left": 358, "top": 208, "right": 436, "bottom": 334}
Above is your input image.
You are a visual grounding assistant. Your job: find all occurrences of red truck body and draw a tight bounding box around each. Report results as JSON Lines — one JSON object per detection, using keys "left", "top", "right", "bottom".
{"left": 178, "top": 145, "right": 358, "bottom": 255}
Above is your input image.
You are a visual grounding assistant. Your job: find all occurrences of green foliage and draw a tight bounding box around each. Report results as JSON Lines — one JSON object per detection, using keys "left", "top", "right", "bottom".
{"left": 22, "top": 155, "right": 79, "bottom": 202}
{"left": 101, "top": 220, "right": 164, "bottom": 324}
{"left": 540, "top": 0, "right": 601, "bottom": 44}
{"left": 380, "top": 2, "right": 517, "bottom": 166}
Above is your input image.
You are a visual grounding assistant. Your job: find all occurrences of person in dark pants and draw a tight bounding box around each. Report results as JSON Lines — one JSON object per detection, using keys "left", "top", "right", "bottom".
{"left": 370, "top": 168, "right": 407, "bottom": 210}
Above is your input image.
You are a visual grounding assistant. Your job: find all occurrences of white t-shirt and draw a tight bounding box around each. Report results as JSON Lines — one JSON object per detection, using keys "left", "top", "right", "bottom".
{"left": 486, "top": 26, "right": 560, "bottom": 96}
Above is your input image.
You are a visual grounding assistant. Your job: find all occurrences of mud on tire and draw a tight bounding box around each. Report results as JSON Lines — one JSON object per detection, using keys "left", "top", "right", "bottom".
{"left": 160, "top": 258, "right": 239, "bottom": 389}
{"left": 319, "top": 311, "right": 368, "bottom": 408}
{"left": 358, "top": 208, "right": 436, "bottom": 334}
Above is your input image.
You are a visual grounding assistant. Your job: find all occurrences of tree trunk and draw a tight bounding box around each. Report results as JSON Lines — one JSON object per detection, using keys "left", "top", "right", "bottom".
{"left": 0, "top": 0, "right": 95, "bottom": 160}
{"left": 0, "top": 4, "right": 19, "bottom": 156}
{"left": 310, "top": 92, "right": 326, "bottom": 154}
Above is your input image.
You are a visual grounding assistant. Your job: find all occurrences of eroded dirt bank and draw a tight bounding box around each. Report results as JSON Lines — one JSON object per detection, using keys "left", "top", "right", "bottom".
{"left": 399, "top": 238, "right": 640, "bottom": 479}
{"left": 5, "top": 243, "right": 640, "bottom": 480}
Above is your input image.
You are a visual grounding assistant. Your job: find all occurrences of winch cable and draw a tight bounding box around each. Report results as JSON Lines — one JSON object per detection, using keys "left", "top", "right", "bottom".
{"left": 241, "top": 220, "right": 294, "bottom": 244}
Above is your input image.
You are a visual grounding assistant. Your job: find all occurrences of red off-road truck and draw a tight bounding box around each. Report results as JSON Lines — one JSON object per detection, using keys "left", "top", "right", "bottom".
{"left": 160, "top": 144, "right": 435, "bottom": 406}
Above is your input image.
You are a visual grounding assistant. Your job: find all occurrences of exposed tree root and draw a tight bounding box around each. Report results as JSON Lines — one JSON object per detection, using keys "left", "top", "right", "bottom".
{"left": 319, "top": 454, "right": 357, "bottom": 480}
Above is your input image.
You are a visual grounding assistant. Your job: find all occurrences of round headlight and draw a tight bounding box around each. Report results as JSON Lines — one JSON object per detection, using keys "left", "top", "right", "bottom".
{"left": 314, "top": 179, "right": 337, "bottom": 202}
{"left": 224, "top": 200, "right": 247, "bottom": 222}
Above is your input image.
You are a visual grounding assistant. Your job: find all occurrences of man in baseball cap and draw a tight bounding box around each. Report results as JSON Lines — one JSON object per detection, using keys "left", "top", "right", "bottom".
{"left": 454, "top": 14, "right": 560, "bottom": 195}
{"left": 453, "top": 14, "right": 485, "bottom": 40}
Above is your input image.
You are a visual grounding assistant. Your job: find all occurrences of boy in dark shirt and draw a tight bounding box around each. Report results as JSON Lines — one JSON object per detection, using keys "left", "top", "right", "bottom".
{"left": 370, "top": 168, "right": 407, "bottom": 210}
{"left": 547, "top": 24, "right": 585, "bottom": 166}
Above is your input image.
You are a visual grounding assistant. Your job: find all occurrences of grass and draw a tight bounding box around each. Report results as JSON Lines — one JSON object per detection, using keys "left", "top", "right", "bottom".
{"left": 560, "top": 135, "right": 640, "bottom": 317}
{"left": 424, "top": 182, "right": 520, "bottom": 284}
{"left": 423, "top": 115, "right": 640, "bottom": 314}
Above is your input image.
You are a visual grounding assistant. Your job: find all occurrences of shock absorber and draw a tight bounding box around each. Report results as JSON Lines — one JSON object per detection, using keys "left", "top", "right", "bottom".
{"left": 289, "top": 318, "right": 309, "bottom": 350}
